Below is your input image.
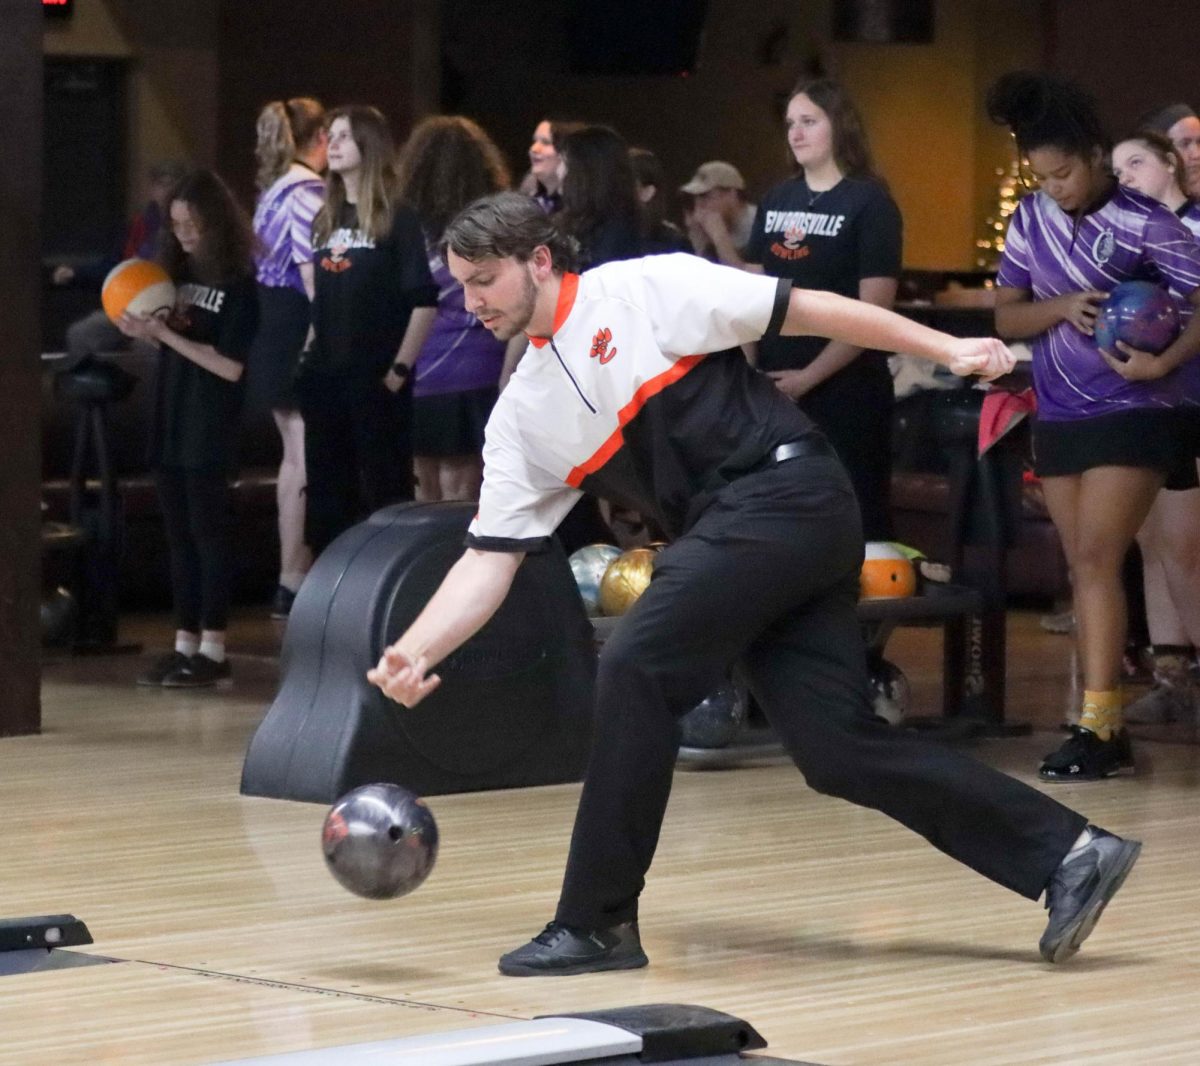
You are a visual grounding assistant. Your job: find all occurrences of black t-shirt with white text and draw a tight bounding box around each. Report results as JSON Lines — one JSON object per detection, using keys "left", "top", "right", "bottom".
{"left": 746, "top": 175, "right": 902, "bottom": 377}
{"left": 309, "top": 202, "right": 438, "bottom": 376}
{"left": 152, "top": 269, "right": 258, "bottom": 469}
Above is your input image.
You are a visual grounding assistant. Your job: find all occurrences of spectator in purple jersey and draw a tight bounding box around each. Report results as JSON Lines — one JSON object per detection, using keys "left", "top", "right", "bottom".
{"left": 397, "top": 116, "right": 520, "bottom": 502}
{"left": 1140, "top": 103, "right": 1200, "bottom": 200}
{"left": 1111, "top": 130, "right": 1200, "bottom": 725}
{"left": 248, "top": 97, "right": 327, "bottom": 618}
{"left": 990, "top": 72, "right": 1200, "bottom": 781}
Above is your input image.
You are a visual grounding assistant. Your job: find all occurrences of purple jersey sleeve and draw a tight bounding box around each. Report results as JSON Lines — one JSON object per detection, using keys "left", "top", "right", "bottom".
{"left": 1142, "top": 203, "right": 1200, "bottom": 299}
{"left": 288, "top": 181, "right": 324, "bottom": 265}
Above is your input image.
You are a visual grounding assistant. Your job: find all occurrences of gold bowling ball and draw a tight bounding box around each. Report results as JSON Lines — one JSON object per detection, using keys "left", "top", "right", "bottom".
{"left": 599, "top": 547, "right": 658, "bottom": 616}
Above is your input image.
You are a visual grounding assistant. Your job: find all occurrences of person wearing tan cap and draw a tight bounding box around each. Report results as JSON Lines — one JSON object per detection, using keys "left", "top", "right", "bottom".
{"left": 680, "top": 160, "right": 757, "bottom": 260}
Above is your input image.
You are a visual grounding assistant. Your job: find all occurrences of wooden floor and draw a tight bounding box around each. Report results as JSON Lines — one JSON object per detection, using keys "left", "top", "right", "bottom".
{"left": 2, "top": 610, "right": 1198, "bottom": 1065}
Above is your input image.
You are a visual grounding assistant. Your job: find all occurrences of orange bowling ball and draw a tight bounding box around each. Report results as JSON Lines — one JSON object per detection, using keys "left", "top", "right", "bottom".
{"left": 860, "top": 542, "right": 917, "bottom": 600}
{"left": 101, "top": 258, "right": 176, "bottom": 324}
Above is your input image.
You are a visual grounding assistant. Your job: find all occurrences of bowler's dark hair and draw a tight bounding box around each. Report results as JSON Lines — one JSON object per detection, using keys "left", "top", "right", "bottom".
{"left": 445, "top": 191, "right": 579, "bottom": 272}
{"left": 160, "top": 169, "right": 256, "bottom": 284}
{"left": 987, "top": 71, "right": 1110, "bottom": 158}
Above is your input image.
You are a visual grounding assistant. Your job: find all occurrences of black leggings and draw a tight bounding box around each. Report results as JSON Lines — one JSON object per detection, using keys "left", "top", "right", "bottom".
{"left": 554, "top": 453, "right": 1086, "bottom": 929}
{"left": 299, "top": 370, "right": 415, "bottom": 556}
{"left": 155, "top": 465, "right": 232, "bottom": 633}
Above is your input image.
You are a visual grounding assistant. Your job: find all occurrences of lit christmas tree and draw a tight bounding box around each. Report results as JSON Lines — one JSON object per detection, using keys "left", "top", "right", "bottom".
{"left": 975, "top": 158, "right": 1029, "bottom": 270}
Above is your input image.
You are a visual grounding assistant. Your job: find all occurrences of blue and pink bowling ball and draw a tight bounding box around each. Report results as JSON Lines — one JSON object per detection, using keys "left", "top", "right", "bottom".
{"left": 1094, "top": 281, "right": 1180, "bottom": 358}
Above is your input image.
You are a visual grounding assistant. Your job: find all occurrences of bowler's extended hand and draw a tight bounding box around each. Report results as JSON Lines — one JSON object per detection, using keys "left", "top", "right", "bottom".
{"left": 945, "top": 337, "right": 1017, "bottom": 382}
{"left": 367, "top": 646, "right": 441, "bottom": 708}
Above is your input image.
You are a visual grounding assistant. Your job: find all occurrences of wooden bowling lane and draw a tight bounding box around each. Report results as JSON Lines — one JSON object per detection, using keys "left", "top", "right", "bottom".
{"left": 0, "top": 962, "right": 511, "bottom": 1066}
{"left": 3, "top": 611, "right": 1199, "bottom": 1064}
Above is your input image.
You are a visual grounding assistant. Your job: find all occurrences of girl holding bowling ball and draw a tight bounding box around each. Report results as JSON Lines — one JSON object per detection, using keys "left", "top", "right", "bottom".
{"left": 117, "top": 169, "right": 259, "bottom": 687}
{"left": 989, "top": 71, "right": 1200, "bottom": 779}
{"left": 1110, "top": 130, "right": 1200, "bottom": 726}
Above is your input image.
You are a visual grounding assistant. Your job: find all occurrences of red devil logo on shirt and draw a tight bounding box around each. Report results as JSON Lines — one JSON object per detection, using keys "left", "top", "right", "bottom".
{"left": 320, "top": 242, "right": 352, "bottom": 273}
{"left": 590, "top": 327, "right": 617, "bottom": 364}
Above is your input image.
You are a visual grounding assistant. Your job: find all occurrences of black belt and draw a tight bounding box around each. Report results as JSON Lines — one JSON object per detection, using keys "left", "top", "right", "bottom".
{"left": 764, "top": 435, "right": 834, "bottom": 467}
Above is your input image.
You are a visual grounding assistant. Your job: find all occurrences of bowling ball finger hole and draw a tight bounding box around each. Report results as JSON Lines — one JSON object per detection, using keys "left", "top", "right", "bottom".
{"left": 387, "top": 826, "right": 405, "bottom": 842}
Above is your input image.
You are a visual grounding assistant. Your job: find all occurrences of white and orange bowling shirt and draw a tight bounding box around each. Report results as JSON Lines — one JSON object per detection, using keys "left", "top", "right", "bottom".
{"left": 467, "top": 254, "right": 816, "bottom": 552}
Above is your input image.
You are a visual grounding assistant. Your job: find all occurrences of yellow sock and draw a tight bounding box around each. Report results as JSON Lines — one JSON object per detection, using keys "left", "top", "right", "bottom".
{"left": 1079, "top": 689, "right": 1122, "bottom": 741}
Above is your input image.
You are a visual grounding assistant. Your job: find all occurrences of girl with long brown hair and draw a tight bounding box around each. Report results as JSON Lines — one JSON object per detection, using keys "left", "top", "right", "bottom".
{"left": 700, "top": 77, "right": 902, "bottom": 540}
{"left": 117, "top": 169, "right": 259, "bottom": 688}
{"left": 300, "top": 106, "right": 437, "bottom": 554}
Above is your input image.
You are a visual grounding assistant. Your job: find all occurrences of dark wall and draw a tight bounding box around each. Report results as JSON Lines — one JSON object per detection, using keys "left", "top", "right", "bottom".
{"left": 440, "top": 0, "right": 825, "bottom": 207}
{"left": 216, "top": 0, "right": 435, "bottom": 206}
{"left": 1050, "top": 0, "right": 1200, "bottom": 136}
{"left": 0, "top": 0, "right": 43, "bottom": 736}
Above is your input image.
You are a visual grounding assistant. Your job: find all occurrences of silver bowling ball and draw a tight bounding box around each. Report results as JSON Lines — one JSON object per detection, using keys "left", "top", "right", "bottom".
{"left": 321, "top": 783, "right": 439, "bottom": 900}
{"left": 679, "top": 683, "right": 747, "bottom": 749}
{"left": 568, "top": 543, "right": 622, "bottom": 616}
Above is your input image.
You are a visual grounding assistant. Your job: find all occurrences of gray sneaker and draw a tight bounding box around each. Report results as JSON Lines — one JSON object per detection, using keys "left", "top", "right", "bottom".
{"left": 1123, "top": 680, "right": 1197, "bottom": 725}
{"left": 1039, "top": 827, "right": 1141, "bottom": 964}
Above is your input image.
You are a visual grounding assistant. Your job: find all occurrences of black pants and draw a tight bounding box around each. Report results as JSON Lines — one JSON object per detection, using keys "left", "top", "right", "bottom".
{"left": 554, "top": 452, "right": 1087, "bottom": 929}
{"left": 298, "top": 370, "right": 414, "bottom": 555}
{"left": 155, "top": 465, "right": 233, "bottom": 633}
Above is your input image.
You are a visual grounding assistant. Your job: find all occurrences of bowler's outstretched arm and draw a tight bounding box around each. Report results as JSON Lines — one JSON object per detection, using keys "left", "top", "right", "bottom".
{"left": 781, "top": 287, "right": 1016, "bottom": 380}
{"left": 367, "top": 548, "right": 524, "bottom": 707}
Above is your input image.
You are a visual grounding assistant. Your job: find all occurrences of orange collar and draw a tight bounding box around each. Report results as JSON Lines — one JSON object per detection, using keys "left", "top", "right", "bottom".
{"left": 527, "top": 272, "right": 579, "bottom": 349}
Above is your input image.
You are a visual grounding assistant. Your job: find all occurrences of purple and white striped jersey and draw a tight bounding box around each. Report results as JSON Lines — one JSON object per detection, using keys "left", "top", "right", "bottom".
{"left": 1171, "top": 200, "right": 1200, "bottom": 403}
{"left": 253, "top": 163, "right": 325, "bottom": 293}
{"left": 997, "top": 185, "right": 1200, "bottom": 419}
{"left": 1178, "top": 199, "right": 1200, "bottom": 239}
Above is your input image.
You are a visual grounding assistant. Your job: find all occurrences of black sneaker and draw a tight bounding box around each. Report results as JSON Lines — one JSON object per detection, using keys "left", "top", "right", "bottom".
{"left": 498, "top": 921, "right": 648, "bottom": 977}
{"left": 1039, "top": 826, "right": 1141, "bottom": 963}
{"left": 270, "top": 584, "right": 296, "bottom": 620}
{"left": 162, "top": 653, "right": 232, "bottom": 689}
{"left": 136, "top": 651, "right": 192, "bottom": 687}
{"left": 1038, "top": 726, "right": 1133, "bottom": 781}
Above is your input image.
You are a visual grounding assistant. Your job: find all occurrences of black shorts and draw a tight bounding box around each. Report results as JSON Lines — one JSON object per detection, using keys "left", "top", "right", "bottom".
{"left": 1032, "top": 408, "right": 1198, "bottom": 490}
{"left": 1185, "top": 406, "right": 1200, "bottom": 459}
{"left": 412, "top": 386, "right": 498, "bottom": 458}
{"left": 245, "top": 284, "right": 309, "bottom": 413}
